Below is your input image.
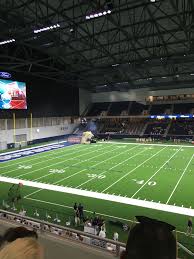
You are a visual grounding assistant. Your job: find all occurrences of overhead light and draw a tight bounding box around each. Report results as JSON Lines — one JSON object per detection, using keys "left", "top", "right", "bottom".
{"left": 112, "top": 63, "right": 119, "bottom": 67}
{"left": 150, "top": 0, "right": 156, "bottom": 2}
{"left": 162, "top": 76, "right": 167, "bottom": 79}
{"left": 175, "top": 74, "right": 179, "bottom": 78}
{"left": 34, "top": 24, "right": 60, "bottom": 34}
{"left": 190, "top": 73, "right": 194, "bottom": 76}
{"left": 86, "top": 10, "right": 112, "bottom": 20}
{"left": 0, "top": 38, "right": 15, "bottom": 45}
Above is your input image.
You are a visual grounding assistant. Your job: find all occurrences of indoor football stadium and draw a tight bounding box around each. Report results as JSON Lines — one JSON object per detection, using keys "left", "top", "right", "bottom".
{"left": 0, "top": 1, "right": 194, "bottom": 258}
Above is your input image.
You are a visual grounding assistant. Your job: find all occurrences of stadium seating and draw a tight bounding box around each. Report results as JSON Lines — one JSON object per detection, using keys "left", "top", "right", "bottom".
{"left": 144, "top": 121, "right": 169, "bottom": 136}
{"left": 108, "top": 102, "right": 129, "bottom": 116}
{"left": 150, "top": 104, "right": 172, "bottom": 115}
{"left": 87, "top": 102, "right": 110, "bottom": 116}
{"left": 99, "top": 118, "right": 124, "bottom": 133}
{"left": 173, "top": 103, "right": 194, "bottom": 114}
{"left": 168, "top": 119, "right": 194, "bottom": 136}
{"left": 125, "top": 121, "right": 145, "bottom": 135}
{"left": 129, "top": 102, "right": 148, "bottom": 115}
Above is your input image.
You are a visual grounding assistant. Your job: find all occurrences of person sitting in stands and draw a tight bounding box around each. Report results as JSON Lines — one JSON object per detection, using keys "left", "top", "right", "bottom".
{"left": 120, "top": 216, "right": 176, "bottom": 259}
{"left": 0, "top": 237, "right": 44, "bottom": 259}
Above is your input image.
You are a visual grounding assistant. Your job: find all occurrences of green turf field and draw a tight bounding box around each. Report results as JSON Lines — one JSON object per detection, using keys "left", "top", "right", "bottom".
{"left": 0, "top": 142, "right": 194, "bottom": 252}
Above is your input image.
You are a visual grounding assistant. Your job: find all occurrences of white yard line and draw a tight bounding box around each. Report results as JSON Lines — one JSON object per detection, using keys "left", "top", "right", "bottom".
{"left": 131, "top": 147, "right": 182, "bottom": 198}
{"left": 4, "top": 196, "right": 192, "bottom": 236}
{"left": 32, "top": 144, "right": 121, "bottom": 182}
{"left": 0, "top": 144, "right": 82, "bottom": 169}
{"left": 17, "top": 145, "right": 117, "bottom": 180}
{"left": 101, "top": 146, "right": 167, "bottom": 193}
{"left": 0, "top": 145, "right": 93, "bottom": 176}
{"left": 100, "top": 141, "right": 194, "bottom": 148}
{"left": 166, "top": 154, "right": 193, "bottom": 204}
{"left": 76, "top": 145, "right": 140, "bottom": 188}
{"left": 76, "top": 145, "right": 146, "bottom": 188}
{"left": 24, "top": 169, "right": 88, "bottom": 198}
{"left": 1, "top": 176, "right": 194, "bottom": 217}
{"left": 25, "top": 197, "right": 132, "bottom": 223}
{"left": 24, "top": 145, "right": 122, "bottom": 198}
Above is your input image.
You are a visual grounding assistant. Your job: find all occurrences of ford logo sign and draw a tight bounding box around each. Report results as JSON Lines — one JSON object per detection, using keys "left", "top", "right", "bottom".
{"left": 0, "top": 72, "right": 11, "bottom": 78}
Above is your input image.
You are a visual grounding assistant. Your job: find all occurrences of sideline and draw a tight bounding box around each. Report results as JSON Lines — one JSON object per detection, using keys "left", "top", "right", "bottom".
{"left": 0, "top": 176, "right": 194, "bottom": 217}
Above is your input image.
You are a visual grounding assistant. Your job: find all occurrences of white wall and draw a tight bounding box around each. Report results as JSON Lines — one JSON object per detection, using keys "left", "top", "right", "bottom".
{"left": 79, "top": 88, "right": 91, "bottom": 115}
{"left": 92, "top": 87, "right": 194, "bottom": 103}
{"left": 0, "top": 123, "right": 78, "bottom": 145}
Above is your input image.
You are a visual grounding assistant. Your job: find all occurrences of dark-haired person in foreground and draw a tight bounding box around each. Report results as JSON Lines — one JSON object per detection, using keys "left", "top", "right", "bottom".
{"left": 2, "top": 227, "right": 38, "bottom": 245}
{"left": 121, "top": 216, "right": 177, "bottom": 259}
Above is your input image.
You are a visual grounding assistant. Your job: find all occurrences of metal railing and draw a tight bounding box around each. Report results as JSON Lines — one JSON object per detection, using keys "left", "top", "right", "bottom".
{"left": 0, "top": 209, "right": 125, "bottom": 257}
{"left": 1, "top": 209, "right": 194, "bottom": 258}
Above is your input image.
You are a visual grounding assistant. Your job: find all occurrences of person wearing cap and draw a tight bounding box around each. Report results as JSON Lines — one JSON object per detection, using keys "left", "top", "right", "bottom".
{"left": 121, "top": 216, "right": 177, "bottom": 259}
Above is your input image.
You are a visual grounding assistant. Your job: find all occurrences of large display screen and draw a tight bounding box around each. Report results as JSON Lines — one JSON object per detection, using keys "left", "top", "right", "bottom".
{"left": 0, "top": 79, "right": 27, "bottom": 109}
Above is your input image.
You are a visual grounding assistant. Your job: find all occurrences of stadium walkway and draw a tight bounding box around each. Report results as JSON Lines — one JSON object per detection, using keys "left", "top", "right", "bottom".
{"left": 0, "top": 220, "right": 115, "bottom": 259}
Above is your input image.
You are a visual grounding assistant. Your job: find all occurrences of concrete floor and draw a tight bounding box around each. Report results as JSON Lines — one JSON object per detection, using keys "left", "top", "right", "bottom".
{"left": 0, "top": 220, "right": 117, "bottom": 259}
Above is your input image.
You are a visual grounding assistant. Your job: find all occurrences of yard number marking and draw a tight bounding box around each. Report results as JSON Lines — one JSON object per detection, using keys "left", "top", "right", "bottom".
{"left": 132, "top": 179, "right": 156, "bottom": 186}
{"left": 18, "top": 165, "right": 32, "bottom": 169}
{"left": 49, "top": 169, "right": 65, "bottom": 174}
{"left": 87, "top": 174, "right": 106, "bottom": 179}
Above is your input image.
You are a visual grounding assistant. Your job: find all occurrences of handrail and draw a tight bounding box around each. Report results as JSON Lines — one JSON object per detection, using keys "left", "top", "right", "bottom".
{"left": 177, "top": 242, "right": 194, "bottom": 257}
{"left": 0, "top": 209, "right": 125, "bottom": 256}
{"left": 1, "top": 209, "right": 194, "bottom": 257}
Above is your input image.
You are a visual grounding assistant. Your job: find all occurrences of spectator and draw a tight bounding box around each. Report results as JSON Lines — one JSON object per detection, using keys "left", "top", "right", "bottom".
{"left": 0, "top": 237, "right": 44, "bottom": 259}
{"left": 121, "top": 216, "right": 176, "bottom": 259}
{"left": 78, "top": 203, "right": 84, "bottom": 220}
{"left": 113, "top": 232, "right": 119, "bottom": 241}
{"left": 2, "top": 227, "right": 38, "bottom": 245}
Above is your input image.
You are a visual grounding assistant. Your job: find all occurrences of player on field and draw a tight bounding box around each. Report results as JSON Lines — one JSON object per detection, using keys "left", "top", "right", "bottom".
{"left": 187, "top": 217, "right": 192, "bottom": 236}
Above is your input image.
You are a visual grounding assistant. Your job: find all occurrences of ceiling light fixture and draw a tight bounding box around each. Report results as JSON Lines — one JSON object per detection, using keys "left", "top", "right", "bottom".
{"left": 86, "top": 10, "right": 111, "bottom": 20}
{"left": 0, "top": 39, "right": 15, "bottom": 45}
{"left": 34, "top": 24, "right": 60, "bottom": 34}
